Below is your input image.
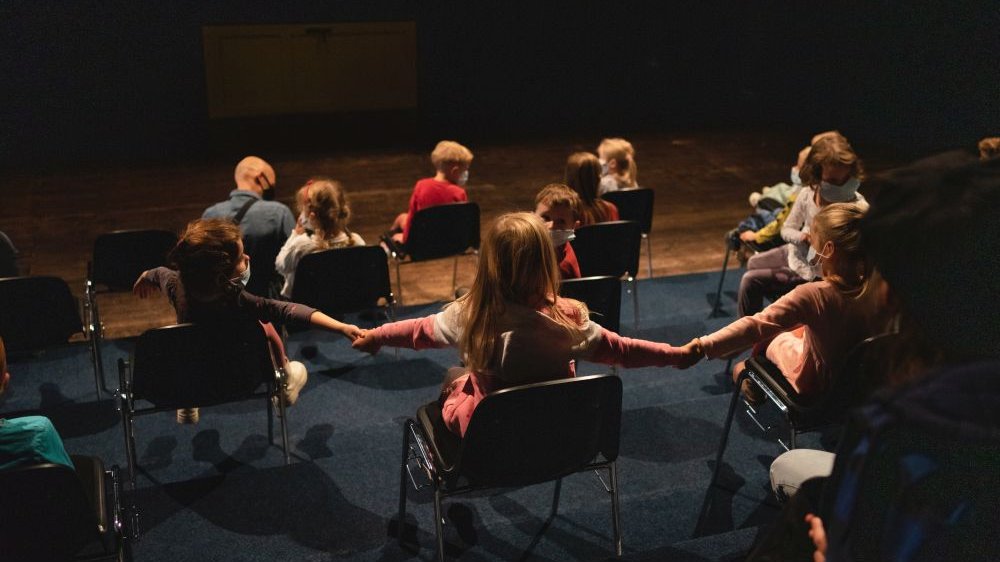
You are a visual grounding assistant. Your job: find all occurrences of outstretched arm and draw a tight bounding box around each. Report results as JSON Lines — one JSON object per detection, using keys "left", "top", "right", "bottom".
{"left": 352, "top": 314, "right": 450, "bottom": 355}
{"left": 310, "top": 311, "right": 363, "bottom": 341}
{"left": 586, "top": 328, "right": 684, "bottom": 368}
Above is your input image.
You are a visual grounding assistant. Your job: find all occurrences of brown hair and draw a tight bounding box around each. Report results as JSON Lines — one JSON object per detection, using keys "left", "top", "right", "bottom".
{"left": 979, "top": 137, "right": 1000, "bottom": 160}
{"left": 430, "top": 140, "right": 474, "bottom": 169}
{"left": 799, "top": 135, "right": 866, "bottom": 186}
{"left": 535, "top": 183, "right": 581, "bottom": 219}
{"left": 598, "top": 137, "right": 638, "bottom": 187}
{"left": 565, "top": 152, "right": 617, "bottom": 225}
{"left": 0, "top": 335, "right": 6, "bottom": 376}
{"left": 168, "top": 218, "right": 243, "bottom": 301}
{"left": 307, "top": 180, "right": 357, "bottom": 249}
{"left": 457, "top": 213, "right": 586, "bottom": 372}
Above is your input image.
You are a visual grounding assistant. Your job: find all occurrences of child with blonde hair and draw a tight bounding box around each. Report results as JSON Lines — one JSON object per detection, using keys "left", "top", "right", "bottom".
{"left": 388, "top": 140, "right": 473, "bottom": 245}
{"left": 681, "top": 203, "right": 887, "bottom": 400}
{"left": 276, "top": 180, "right": 365, "bottom": 297}
{"left": 354, "top": 212, "right": 683, "bottom": 436}
{"left": 534, "top": 183, "right": 582, "bottom": 279}
{"left": 597, "top": 137, "right": 638, "bottom": 194}
{"left": 565, "top": 152, "right": 620, "bottom": 225}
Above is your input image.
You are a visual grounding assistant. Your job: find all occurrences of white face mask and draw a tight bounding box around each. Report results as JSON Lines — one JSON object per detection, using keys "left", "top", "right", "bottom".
{"left": 790, "top": 167, "right": 802, "bottom": 186}
{"left": 599, "top": 159, "right": 609, "bottom": 176}
{"left": 819, "top": 177, "right": 860, "bottom": 202}
{"left": 233, "top": 258, "right": 251, "bottom": 287}
{"left": 549, "top": 229, "right": 576, "bottom": 247}
{"left": 457, "top": 170, "right": 469, "bottom": 186}
{"left": 807, "top": 242, "right": 833, "bottom": 266}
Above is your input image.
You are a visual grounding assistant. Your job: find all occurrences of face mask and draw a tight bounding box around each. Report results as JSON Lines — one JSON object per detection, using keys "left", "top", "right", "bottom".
{"left": 599, "top": 159, "right": 609, "bottom": 176}
{"left": 457, "top": 170, "right": 469, "bottom": 186}
{"left": 807, "top": 242, "right": 833, "bottom": 266}
{"left": 819, "top": 177, "right": 860, "bottom": 203}
{"left": 549, "top": 229, "right": 576, "bottom": 247}
{"left": 233, "top": 259, "right": 251, "bottom": 287}
{"left": 790, "top": 167, "right": 801, "bottom": 186}
{"left": 298, "top": 212, "right": 309, "bottom": 228}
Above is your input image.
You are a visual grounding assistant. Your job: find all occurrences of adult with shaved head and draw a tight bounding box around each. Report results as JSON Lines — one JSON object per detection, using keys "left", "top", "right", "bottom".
{"left": 203, "top": 156, "right": 295, "bottom": 296}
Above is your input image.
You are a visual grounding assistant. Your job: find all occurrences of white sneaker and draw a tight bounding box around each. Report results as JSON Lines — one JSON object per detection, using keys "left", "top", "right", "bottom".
{"left": 283, "top": 360, "right": 308, "bottom": 406}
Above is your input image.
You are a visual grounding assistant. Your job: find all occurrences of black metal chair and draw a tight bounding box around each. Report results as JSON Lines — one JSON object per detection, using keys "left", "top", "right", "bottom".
{"left": 710, "top": 333, "right": 897, "bottom": 488}
{"left": 602, "top": 188, "right": 654, "bottom": 279}
{"left": 559, "top": 275, "right": 622, "bottom": 334}
{"left": 0, "top": 230, "right": 19, "bottom": 277}
{"left": 0, "top": 454, "right": 132, "bottom": 561}
{"left": 383, "top": 202, "right": 480, "bottom": 304}
{"left": 398, "top": 374, "right": 624, "bottom": 561}
{"left": 85, "top": 229, "right": 178, "bottom": 396}
{"left": 117, "top": 321, "right": 291, "bottom": 523}
{"left": 570, "top": 220, "right": 642, "bottom": 329}
{"left": 290, "top": 245, "right": 395, "bottom": 321}
{"left": 0, "top": 274, "right": 89, "bottom": 375}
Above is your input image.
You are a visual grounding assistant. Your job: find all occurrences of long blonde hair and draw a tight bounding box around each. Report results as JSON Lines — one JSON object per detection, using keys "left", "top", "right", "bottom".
{"left": 598, "top": 137, "right": 638, "bottom": 187}
{"left": 307, "top": 180, "right": 357, "bottom": 249}
{"left": 458, "top": 212, "right": 585, "bottom": 372}
{"left": 811, "top": 203, "right": 870, "bottom": 295}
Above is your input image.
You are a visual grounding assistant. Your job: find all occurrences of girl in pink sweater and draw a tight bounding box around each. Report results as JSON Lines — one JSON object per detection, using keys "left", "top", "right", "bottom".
{"left": 681, "top": 203, "right": 885, "bottom": 400}
{"left": 353, "top": 212, "right": 683, "bottom": 436}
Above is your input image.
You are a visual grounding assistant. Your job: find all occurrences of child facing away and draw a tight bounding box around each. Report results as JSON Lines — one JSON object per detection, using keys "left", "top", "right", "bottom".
{"left": 565, "top": 152, "right": 620, "bottom": 225}
{"left": 388, "top": 140, "right": 473, "bottom": 245}
{"left": 681, "top": 203, "right": 887, "bottom": 401}
{"left": 534, "top": 183, "right": 582, "bottom": 279}
{"left": 133, "top": 218, "right": 362, "bottom": 423}
{"left": 353, "top": 212, "right": 684, "bottom": 436}
{"left": 276, "top": 179, "right": 365, "bottom": 298}
{"left": 597, "top": 137, "right": 638, "bottom": 195}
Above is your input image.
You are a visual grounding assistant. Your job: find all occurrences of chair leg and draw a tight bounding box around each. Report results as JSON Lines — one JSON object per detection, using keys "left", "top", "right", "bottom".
{"left": 277, "top": 391, "right": 290, "bottom": 466}
{"left": 395, "top": 261, "right": 403, "bottom": 305}
{"left": 433, "top": 488, "right": 446, "bottom": 562}
{"left": 609, "top": 462, "right": 623, "bottom": 557}
{"left": 631, "top": 275, "right": 639, "bottom": 331}
{"left": 709, "top": 246, "right": 733, "bottom": 318}
{"left": 452, "top": 256, "right": 459, "bottom": 296}
{"left": 266, "top": 395, "right": 274, "bottom": 444}
{"left": 710, "top": 369, "right": 748, "bottom": 488}
{"left": 645, "top": 234, "right": 653, "bottom": 279}
{"left": 397, "top": 423, "right": 412, "bottom": 546}
{"left": 550, "top": 478, "right": 562, "bottom": 519}
{"left": 88, "top": 290, "right": 109, "bottom": 398}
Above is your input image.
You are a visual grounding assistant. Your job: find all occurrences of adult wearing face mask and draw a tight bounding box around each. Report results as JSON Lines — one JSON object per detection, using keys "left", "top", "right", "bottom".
{"left": 203, "top": 156, "right": 296, "bottom": 297}
{"left": 736, "top": 135, "right": 868, "bottom": 318}
{"left": 132, "top": 219, "right": 363, "bottom": 424}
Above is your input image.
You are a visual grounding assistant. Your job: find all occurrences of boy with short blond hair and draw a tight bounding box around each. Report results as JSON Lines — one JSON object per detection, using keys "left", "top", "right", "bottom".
{"left": 390, "top": 140, "right": 474, "bottom": 244}
{"left": 534, "top": 183, "right": 582, "bottom": 279}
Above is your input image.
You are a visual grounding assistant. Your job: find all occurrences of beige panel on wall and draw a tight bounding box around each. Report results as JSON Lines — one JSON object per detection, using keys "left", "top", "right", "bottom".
{"left": 204, "top": 22, "right": 417, "bottom": 118}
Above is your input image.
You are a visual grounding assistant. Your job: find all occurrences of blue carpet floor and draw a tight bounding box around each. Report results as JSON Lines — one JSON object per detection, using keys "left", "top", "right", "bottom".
{"left": 1, "top": 268, "right": 833, "bottom": 561}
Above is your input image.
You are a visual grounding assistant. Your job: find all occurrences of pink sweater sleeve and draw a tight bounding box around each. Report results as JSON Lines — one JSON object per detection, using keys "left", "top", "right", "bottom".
{"left": 371, "top": 315, "right": 450, "bottom": 350}
{"left": 587, "top": 328, "right": 683, "bottom": 367}
{"left": 700, "top": 282, "right": 824, "bottom": 359}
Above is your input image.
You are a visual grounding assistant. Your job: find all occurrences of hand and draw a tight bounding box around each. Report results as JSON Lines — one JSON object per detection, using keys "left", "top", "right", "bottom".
{"left": 805, "top": 513, "right": 827, "bottom": 562}
{"left": 675, "top": 338, "right": 705, "bottom": 369}
{"left": 132, "top": 271, "right": 160, "bottom": 299}
{"left": 341, "top": 324, "right": 364, "bottom": 341}
{"left": 352, "top": 330, "right": 383, "bottom": 355}
{"left": 739, "top": 230, "right": 757, "bottom": 242}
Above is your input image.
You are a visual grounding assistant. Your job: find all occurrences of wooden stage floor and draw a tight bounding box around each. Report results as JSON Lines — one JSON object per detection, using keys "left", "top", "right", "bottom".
{"left": 0, "top": 130, "right": 895, "bottom": 339}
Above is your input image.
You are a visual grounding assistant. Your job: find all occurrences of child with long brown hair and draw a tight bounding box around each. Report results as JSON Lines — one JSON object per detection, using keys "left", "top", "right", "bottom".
{"left": 565, "top": 152, "right": 620, "bottom": 225}
{"left": 353, "top": 212, "right": 683, "bottom": 436}
{"left": 276, "top": 179, "right": 365, "bottom": 298}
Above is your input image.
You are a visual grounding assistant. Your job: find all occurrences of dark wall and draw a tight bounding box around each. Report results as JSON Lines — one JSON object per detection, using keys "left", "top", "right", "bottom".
{"left": 2, "top": 1, "right": 997, "bottom": 168}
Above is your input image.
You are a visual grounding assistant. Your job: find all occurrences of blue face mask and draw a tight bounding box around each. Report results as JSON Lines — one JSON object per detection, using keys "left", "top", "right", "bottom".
{"left": 819, "top": 177, "right": 860, "bottom": 203}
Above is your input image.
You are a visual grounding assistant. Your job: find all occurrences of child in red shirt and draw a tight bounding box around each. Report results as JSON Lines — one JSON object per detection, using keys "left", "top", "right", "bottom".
{"left": 534, "top": 183, "right": 582, "bottom": 279}
{"left": 390, "top": 140, "right": 474, "bottom": 244}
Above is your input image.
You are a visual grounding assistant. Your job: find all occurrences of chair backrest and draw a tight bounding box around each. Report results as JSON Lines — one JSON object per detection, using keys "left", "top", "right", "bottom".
{"left": 570, "top": 220, "right": 642, "bottom": 279}
{"left": 0, "top": 276, "right": 82, "bottom": 353}
{"left": 0, "top": 230, "right": 18, "bottom": 277}
{"left": 459, "top": 374, "right": 622, "bottom": 487}
{"left": 405, "top": 202, "right": 480, "bottom": 262}
{"left": 130, "top": 321, "right": 275, "bottom": 408}
{"left": 0, "top": 462, "right": 101, "bottom": 560}
{"left": 824, "top": 333, "right": 899, "bottom": 413}
{"left": 291, "top": 245, "right": 393, "bottom": 315}
{"left": 602, "top": 188, "right": 654, "bottom": 234}
{"left": 559, "top": 276, "right": 622, "bottom": 333}
{"left": 91, "top": 229, "right": 178, "bottom": 291}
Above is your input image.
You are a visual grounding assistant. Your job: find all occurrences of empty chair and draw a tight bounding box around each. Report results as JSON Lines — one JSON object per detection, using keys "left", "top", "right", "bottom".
{"left": 290, "top": 245, "right": 395, "bottom": 321}
{"left": 570, "top": 220, "right": 642, "bottom": 329}
{"left": 383, "top": 202, "right": 480, "bottom": 304}
{"left": 117, "top": 321, "right": 291, "bottom": 517}
{"left": 0, "top": 454, "right": 131, "bottom": 561}
{"left": 398, "top": 374, "right": 624, "bottom": 561}
{"left": 602, "top": 188, "right": 654, "bottom": 278}
{"left": 0, "top": 230, "right": 18, "bottom": 277}
{"left": 710, "top": 333, "right": 896, "bottom": 488}
{"left": 85, "top": 229, "right": 178, "bottom": 396}
{"left": 559, "top": 275, "right": 622, "bottom": 334}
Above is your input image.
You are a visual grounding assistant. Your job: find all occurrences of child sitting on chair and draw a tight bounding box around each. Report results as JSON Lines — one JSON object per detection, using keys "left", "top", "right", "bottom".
{"left": 388, "top": 140, "right": 473, "bottom": 246}
{"left": 565, "top": 152, "right": 620, "bottom": 225}
{"left": 597, "top": 137, "right": 638, "bottom": 195}
{"left": 133, "top": 218, "right": 362, "bottom": 423}
{"left": 534, "top": 183, "right": 582, "bottom": 279}
{"left": 681, "top": 203, "right": 888, "bottom": 401}
{"left": 354, "top": 212, "right": 684, "bottom": 437}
